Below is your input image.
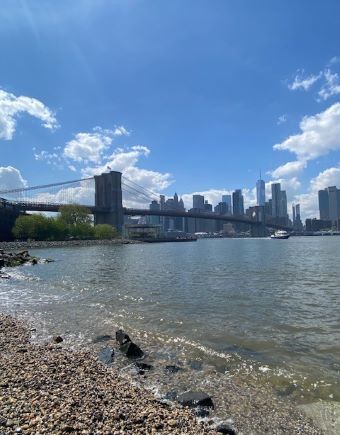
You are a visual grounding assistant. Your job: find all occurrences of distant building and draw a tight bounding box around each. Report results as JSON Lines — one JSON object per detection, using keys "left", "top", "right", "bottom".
{"left": 222, "top": 194, "right": 232, "bottom": 215}
{"left": 305, "top": 218, "right": 332, "bottom": 232}
{"left": 232, "top": 189, "right": 244, "bottom": 216}
{"left": 148, "top": 200, "right": 160, "bottom": 225}
{"left": 318, "top": 186, "right": 340, "bottom": 223}
{"left": 193, "top": 194, "right": 205, "bottom": 210}
{"left": 271, "top": 183, "right": 288, "bottom": 224}
{"left": 292, "top": 203, "right": 303, "bottom": 231}
{"left": 256, "top": 178, "right": 266, "bottom": 206}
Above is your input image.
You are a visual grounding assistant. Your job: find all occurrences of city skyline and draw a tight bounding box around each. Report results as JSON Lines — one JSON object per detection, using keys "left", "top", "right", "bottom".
{"left": 1, "top": 2, "right": 340, "bottom": 221}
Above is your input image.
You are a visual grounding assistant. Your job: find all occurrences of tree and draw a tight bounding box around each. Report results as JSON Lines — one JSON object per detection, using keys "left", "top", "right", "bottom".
{"left": 12, "top": 214, "right": 53, "bottom": 240}
{"left": 94, "top": 224, "right": 118, "bottom": 239}
{"left": 58, "top": 204, "right": 92, "bottom": 226}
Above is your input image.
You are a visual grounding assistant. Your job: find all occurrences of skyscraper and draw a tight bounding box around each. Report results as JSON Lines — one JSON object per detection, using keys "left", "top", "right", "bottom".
{"left": 222, "top": 194, "right": 232, "bottom": 215}
{"left": 318, "top": 186, "right": 340, "bottom": 222}
{"left": 256, "top": 178, "right": 265, "bottom": 206}
{"left": 232, "top": 189, "right": 244, "bottom": 216}
{"left": 193, "top": 194, "right": 205, "bottom": 210}
{"left": 318, "top": 189, "right": 329, "bottom": 220}
{"left": 271, "top": 183, "right": 281, "bottom": 218}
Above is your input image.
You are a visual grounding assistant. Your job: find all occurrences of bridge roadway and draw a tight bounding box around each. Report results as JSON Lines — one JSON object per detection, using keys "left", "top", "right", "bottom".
{"left": 8, "top": 201, "right": 292, "bottom": 231}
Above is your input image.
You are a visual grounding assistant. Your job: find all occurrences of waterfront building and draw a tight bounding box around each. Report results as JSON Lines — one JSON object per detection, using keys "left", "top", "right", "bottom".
{"left": 292, "top": 203, "right": 303, "bottom": 231}
{"left": 256, "top": 178, "right": 266, "bottom": 206}
{"left": 318, "top": 189, "right": 329, "bottom": 220}
{"left": 271, "top": 183, "right": 281, "bottom": 218}
{"left": 222, "top": 194, "right": 232, "bottom": 215}
{"left": 193, "top": 194, "right": 205, "bottom": 210}
{"left": 232, "top": 189, "right": 244, "bottom": 216}
{"left": 148, "top": 200, "right": 161, "bottom": 225}
{"left": 214, "top": 202, "right": 228, "bottom": 215}
{"left": 318, "top": 186, "right": 340, "bottom": 223}
{"left": 305, "top": 218, "right": 332, "bottom": 232}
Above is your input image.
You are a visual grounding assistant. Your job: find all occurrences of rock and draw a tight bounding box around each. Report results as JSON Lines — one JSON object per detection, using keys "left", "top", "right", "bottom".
{"left": 119, "top": 341, "right": 144, "bottom": 359}
{"left": 135, "top": 361, "right": 153, "bottom": 370}
{"left": 115, "top": 329, "right": 131, "bottom": 345}
{"left": 177, "top": 392, "right": 214, "bottom": 409}
{"left": 216, "top": 423, "right": 237, "bottom": 434}
{"left": 53, "top": 336, "right": 63, "bottom": 343}
{"left": 194, "top": 407, "right": 210, "bottom": 418}
{"left": 165, "top": 365, "right": 182, "bottom": 374}
{"left": 164, "top": 391, "right": 178, "bottom": 401}
{"left": 0, "top": 417, "right": 7, "bottom": 426}
{"left": 98, "top": 347, "right": 115, "bottom": 365}
{"left": 93, "top": 334, "right": 114, "bottom": 343}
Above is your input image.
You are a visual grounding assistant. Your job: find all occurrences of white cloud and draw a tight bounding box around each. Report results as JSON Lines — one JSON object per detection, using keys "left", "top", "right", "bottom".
{"left": 113, "top": 126, "right": 130, "bottom": 136}
{"left": 0, "top": 166, "right": 27, "bottom": 192}
{"left": 277, "top": 114, "right": 287, "bottom": 125}
{"left": 273, "top": 103, "right": 340, "bottom": 160}
{"left": 0, "top": 89, "right": 58, "bottom": 140}
{"left": 288, "top": 70, "right": 321, "bottom": 91}
{"left": 64, "top": 131, "right": 112, "bottom": 164}
{"left": 318, "top": 69, "right": 340, "bottom": 100}
{"left": 270, "top": 160, "right": 306, "bottom": 179}
{"left": 328, "top": 56, "right": 340, "bottom": 66}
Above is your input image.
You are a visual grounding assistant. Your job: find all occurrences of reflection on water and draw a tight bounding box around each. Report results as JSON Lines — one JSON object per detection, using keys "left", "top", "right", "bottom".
{"left": 1, "top": 237, "right": 340, "bottom": 405}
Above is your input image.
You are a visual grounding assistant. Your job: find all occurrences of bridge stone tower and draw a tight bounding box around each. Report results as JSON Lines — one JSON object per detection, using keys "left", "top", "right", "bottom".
{"left": 94, "top": 171, "right": 123, "bottom": 233}
{"left": 250, "top": 206, "right": 266, "bottom": 237}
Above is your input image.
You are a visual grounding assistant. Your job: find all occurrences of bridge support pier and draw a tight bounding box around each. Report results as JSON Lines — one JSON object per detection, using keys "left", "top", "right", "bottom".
{"left": 94, "top": 171, "right": 123, "bottom": 233}
{"left": 250, "top": 223, "right": 266, "bottom": 237}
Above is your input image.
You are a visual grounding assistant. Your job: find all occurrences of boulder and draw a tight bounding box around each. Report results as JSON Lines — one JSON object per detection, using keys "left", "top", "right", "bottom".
{"left": 119, "top": 341, "right": 144, "bottom": 359}
{"left": 194, "top": 407, "right": 210, "bottom": 418}
{"left": 135, "top": 361, "right": 153, "bottom": 371}
{"left": 216, "top": 423, "right": 237, "bottom": 434}
{"left": 165, "top": 365, "right": 182, "bottom": 374}
{"left": 98, "top": 347, "right": 115, "bottom": 365}
{"left": 115, "top": 329, "right": 131, "bottom": 345}
{"left": 177, "top": 392, "right": 214, "bottom": 409}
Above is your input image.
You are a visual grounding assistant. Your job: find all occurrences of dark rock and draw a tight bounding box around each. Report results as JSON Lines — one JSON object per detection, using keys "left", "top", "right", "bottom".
{"left": 177, "top": 391, "right": 214, "bottom": 409}
{"left": 216, "top": 423, "right": 237, "bottom": 434}
{"left": 138, "top": 370, "right": 145, "bottom": 375}
{"left": 53, "top": 336, "right": 63, "bottom": 343}
{"left": 93, "top": 334, "right": 114, "bottom": 343}
{"left": 164, "top": 391, "right": 178, "bottom": 401}
{"left": 31, "top": 258, "right": 38, "bottom": 265}
{"left": 165, "top": 365, "right": 182, "bottom": 373}
{"left": 135, "top": 361, "right": 153, "bottom": 370}
{"left": 0, "top": 417, "right": 6, "bottom": 426}
{"left": 119, "top": 341, "right": 144, "bottom": 359}
{"left": 115, "top": 329, "right": 131, "bottom": 344}
{"left": 194, "top": 407, "right": 210, "bottom": 418}
{"left": 98, "top": 347, "right": 114, "bottom": 365}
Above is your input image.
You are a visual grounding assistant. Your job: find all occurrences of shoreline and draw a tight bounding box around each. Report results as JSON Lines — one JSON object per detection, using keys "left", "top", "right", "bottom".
{"left": 0, "top": 313, "right": 323, "bottom": 434}
{"left": 0, "top": 239, "right": 140, "bottom": 251}
{"left": 0, "top": 314, "right": 216, "bottom": 434}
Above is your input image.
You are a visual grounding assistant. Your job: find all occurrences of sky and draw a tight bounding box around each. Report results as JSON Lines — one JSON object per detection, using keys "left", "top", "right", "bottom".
{"left": 1, "top": 0, "right": 340, "bottom": 218}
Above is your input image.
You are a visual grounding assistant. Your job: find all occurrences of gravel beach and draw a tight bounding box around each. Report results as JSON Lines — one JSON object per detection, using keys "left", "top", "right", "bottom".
{"left": 0, "top": 239, "right": 139, "bottom": 251}
{"left": 0, "top": 314, "right": 216, "bottom": 434}
{"left": 0, "top": 314, "right": 323, "bottom": 434}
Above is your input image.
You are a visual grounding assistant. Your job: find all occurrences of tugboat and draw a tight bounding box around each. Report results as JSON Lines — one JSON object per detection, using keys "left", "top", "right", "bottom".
{"left": 270, "top": 230, "right": 290, "bottom": 239}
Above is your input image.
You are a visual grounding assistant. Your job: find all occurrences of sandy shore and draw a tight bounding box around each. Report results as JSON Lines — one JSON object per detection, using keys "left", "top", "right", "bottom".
{"left": 0, "top": 239, "right": 139, "bottom": 251}
{"left": 0, "top": 314, "right": 217, "bottom": 434}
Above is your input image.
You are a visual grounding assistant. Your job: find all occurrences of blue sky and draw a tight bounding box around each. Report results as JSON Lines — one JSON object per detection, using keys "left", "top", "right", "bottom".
{"left": 1, "top": 0, "right": 340, "bottom": 218}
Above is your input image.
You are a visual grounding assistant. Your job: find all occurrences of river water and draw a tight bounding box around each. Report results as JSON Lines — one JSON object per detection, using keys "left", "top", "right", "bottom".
{"left": 1, "top": 237, "right": 340, "bottom": 421}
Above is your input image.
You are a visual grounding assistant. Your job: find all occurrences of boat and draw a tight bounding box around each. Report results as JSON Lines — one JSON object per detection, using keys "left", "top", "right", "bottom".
{"left": 270, "top": 230, "right": 290, "bottom": 239}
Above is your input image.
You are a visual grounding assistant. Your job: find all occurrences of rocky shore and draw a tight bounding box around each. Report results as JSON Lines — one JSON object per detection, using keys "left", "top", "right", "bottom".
{"left": 0, "top": 239, "right": 139, "bottom": 251}
{"left": 0, "top": 250, "right": 52, "bottom": 279}
{"left": 0, "top": 315, "right": 217, "bottom": 434}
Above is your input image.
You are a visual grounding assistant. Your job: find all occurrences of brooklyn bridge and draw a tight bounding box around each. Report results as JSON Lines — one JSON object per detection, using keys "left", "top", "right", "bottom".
{"left": 0, "top": 171, "right": 291, "bottom": 236}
